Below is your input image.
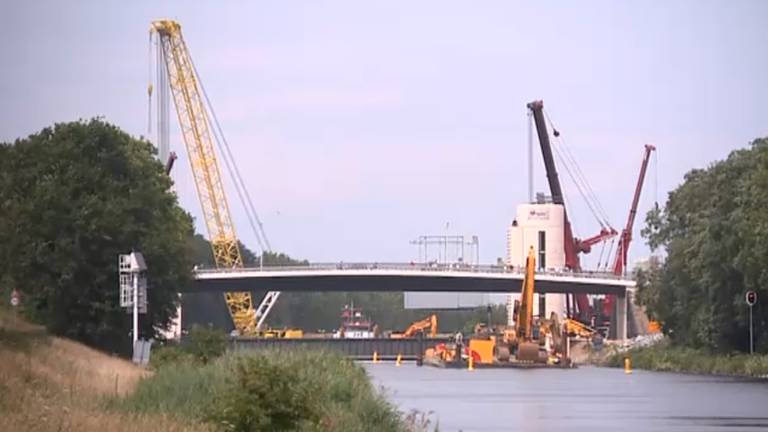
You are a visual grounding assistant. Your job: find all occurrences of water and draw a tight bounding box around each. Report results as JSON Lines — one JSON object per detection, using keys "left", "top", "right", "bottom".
{"left": 365, "top": 363, "right": 768, "bottom": 432}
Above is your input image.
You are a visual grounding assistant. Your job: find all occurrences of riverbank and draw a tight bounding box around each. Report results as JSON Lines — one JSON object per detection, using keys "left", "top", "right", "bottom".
{"left": 602, "top": 340, "right": 768, "bottom": 378}
{"left": 0, "top": 307, "right": 420, "bottom": 431}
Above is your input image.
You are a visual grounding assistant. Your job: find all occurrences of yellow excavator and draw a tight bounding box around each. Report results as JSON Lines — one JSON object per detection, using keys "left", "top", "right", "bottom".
{"left": 513, "top": 246, "right": 540, "bottom": 361}
{"left": 463, "top": 246, "right": 568, "bottom": 365}
{"left": 391, "top": 314, "right": 438, "bottom": 339}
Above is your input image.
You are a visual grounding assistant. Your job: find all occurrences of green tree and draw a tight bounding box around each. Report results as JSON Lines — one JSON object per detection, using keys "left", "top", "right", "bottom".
{"left": 0, "top": 119, "right": 195, "bottom": 353}
{"left": 639, "top": 138, "right": 768, "bottom": 352}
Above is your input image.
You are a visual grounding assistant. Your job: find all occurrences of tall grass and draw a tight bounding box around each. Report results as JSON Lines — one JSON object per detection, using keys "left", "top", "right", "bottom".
{"left": 119, "top": 349, "right": 409, "bottom": 431}
{"left": 606, "top": 342, "right": 768, "bottom": 378}
{"left": 0, "top": 306, "right": 212, "bottom": 432}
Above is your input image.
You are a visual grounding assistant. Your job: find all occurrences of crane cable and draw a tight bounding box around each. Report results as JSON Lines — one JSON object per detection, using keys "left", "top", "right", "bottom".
{"left": 543, "top": 109, "right": 613, "bottom": 229}
{"left": 551, "top": 140, "right": 606, "bottom": 230}
{"left": 187, "top": 54, "right": 273, "bottom": 253}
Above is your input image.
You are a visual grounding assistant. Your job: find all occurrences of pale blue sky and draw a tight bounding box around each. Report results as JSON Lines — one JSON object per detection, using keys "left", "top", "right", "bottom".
{"left": 2, "top": 1, "right": 767, "bottom": 267}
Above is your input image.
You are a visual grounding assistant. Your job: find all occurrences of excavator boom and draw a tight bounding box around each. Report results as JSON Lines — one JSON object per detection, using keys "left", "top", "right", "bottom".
{"left": 403, "top": 314, "right": 438, "bottom": 338}
{"left": 514, "top": 247, "right": 536, "bottom": 342}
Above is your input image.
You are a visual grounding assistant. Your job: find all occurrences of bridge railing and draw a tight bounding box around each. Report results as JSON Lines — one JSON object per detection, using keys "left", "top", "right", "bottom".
{"left": 194, "top": 262, "right": 633, "bottom": 281}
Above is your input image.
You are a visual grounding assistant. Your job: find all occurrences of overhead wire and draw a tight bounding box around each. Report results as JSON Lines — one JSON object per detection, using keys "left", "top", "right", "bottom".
{"left": 188, "top": 53, "right": 272, "bottom": 253}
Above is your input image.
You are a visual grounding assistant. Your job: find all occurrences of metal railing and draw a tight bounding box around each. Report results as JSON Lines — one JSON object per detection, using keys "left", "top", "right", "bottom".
{"left": 194, "top": 262, "right": 633, "bottom": 281}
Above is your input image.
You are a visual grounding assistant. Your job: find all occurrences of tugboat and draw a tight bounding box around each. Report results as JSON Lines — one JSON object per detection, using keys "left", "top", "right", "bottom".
{"left": 333, "top": 304, "right": 377, "bottom": 339}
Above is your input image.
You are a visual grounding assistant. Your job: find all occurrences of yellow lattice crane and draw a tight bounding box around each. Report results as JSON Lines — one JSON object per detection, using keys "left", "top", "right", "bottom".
{"left": 150, "top": 19, "right": 260, "bottom": 334}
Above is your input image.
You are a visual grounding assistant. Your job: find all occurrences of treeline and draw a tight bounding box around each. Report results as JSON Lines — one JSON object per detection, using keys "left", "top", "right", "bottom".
{"left": 0, "top": 120, "right": 195, "bottom": 353}
{"left": 637, "top": 138, "right": 768, "bottom": 353}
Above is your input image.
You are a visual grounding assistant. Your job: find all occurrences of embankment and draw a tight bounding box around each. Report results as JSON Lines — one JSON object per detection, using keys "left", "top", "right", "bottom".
{"left": 603, "top": 341, "right": 768, "bottom": 378}
{"left": 0, "top": 307, "right": 417, "bottom": 431}
{"left": 0, "top": 308, "right": 211, "bottom": 432}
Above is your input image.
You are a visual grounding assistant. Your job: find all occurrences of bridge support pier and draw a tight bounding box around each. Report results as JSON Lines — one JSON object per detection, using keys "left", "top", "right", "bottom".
{"left": 613, "top": 291, "right": 627, "bottom": 341}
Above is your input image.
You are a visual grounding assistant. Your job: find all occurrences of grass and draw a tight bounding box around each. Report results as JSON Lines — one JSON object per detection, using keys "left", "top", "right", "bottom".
{"left": 0, "top": 306, "right": 212, "bottom": 432}
{"left": 604, "top": 340, "right": 768, "bottom": 378}
{"left": 119, "top": 349, "right": 413, "bottom": 431}
{"left": 0, "top": 307, "right": 425, "bottom": 431}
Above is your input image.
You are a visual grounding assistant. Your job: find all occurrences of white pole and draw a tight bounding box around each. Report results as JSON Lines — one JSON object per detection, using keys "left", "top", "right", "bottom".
{"left": 749, "top": 305, "right": 754, "bottom": 355}
{"left": 133, "top": 273, "right": 138, "bottom": 347}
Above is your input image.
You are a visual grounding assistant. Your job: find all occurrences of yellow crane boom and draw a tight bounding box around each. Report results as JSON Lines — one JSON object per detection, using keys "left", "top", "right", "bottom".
{"left": 151, "top": 19, "right": 257, "bottom": 334}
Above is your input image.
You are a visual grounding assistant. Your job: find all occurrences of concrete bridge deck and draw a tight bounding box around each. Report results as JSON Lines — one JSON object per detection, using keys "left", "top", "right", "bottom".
{"left": 191, "top": 263, "right": 634, "bottom": 295}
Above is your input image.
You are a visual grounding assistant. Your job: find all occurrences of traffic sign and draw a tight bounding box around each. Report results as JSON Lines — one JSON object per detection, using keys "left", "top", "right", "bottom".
{"left": 10, "top": 289, "right": 19, "bottom": 307}
{"left": 746, "top": 291, "right": 757, "bottom": 306}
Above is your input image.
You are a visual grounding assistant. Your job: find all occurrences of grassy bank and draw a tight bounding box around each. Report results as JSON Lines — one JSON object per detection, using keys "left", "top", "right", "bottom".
{"left": 118, "top": 349, "right": 412, "bottom": 431}
{"left": 604, "top": 341, "right": 768, "bottom": 378}
{"left": 0, "top": 307, "right": 211, "bottom": 432}
{"left": 0, "top": 307, "right": 422, "bottom": 431}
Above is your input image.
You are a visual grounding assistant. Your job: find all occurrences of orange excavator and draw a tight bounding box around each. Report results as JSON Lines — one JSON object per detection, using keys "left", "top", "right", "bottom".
{"left": 391, "top": 314, "right": 438, "bottom": 338}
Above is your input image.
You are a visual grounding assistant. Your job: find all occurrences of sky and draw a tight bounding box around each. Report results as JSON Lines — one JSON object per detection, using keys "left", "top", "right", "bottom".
{"left": 2, "top": 1, "right": 767, "bottom": 268}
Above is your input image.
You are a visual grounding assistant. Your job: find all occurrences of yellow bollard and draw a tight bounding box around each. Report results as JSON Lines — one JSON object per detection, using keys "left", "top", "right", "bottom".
{"left": 468, "top": 355, "right": 474, "bottom": 371}
{"left": 624, "top": 357, "right": 632, "bottom": 374}
{"left": 396, "top": 353, "right": 402, "bottom": 367}
{"left": 373, "top": 351, "right": 379, "bottom": 363}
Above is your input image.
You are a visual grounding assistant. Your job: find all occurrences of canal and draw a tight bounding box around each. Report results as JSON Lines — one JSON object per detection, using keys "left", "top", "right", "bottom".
{"left": 365, "top": 363, "right": 768, "bottom": 432}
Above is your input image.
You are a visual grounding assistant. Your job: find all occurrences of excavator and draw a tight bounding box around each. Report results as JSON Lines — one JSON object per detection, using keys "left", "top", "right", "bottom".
{"left": 424, "top": 247, "right": 570, "bottom": 367}
{"left": 390, "top": 315, "right": 438, "bottom": 338}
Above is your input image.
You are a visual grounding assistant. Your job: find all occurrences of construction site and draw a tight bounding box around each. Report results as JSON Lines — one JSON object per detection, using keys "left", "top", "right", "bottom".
{"left": 144, "top": 20, "right": 662, "bottom": 369}
{"left": 3, "top": 3, "right": 768, "bottom": 431}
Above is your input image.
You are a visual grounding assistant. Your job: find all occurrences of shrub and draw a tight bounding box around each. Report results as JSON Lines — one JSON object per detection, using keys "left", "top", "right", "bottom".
{"left": 118, "top": 350, "right": 408, "bottom": 431}
{"left": 150, "top": 344, "right": 197, "bottom": 369}
{"left": 207, "top": 356, "right": 321, "bottom": 431}
{"left": 184, "top": 325, "right": 228, "bottom": 364}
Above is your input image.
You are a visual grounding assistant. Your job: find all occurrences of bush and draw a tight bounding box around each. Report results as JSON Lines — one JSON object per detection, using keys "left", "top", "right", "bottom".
{"left": 149, "top": 344, "right": 197, "bottom": 369}
{"left": 183, "top": 325, "right": 228, "bottom": 364}
{"left": 118, "top": 349, "right": 408, "bottom": 431}
{"left": 207, "top": 357, "right": 321, "bottom": 431}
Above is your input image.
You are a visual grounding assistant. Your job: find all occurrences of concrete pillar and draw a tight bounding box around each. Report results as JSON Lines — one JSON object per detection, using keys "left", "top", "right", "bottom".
{"left": 614, "top": 290, "right": 628, "bottom": 341}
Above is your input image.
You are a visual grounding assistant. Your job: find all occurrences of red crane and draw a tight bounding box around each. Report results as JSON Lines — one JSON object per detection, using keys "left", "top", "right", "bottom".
{"left": 603, "top": 144, "right": 656, "bottom": 317}
{"left": 527, "top": 100, "right": 617, "bottom": 320}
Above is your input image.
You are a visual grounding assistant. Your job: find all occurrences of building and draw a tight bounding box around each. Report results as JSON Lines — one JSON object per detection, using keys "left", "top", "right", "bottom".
{"left": 506, "top": 202, "right": 567, "bottom": 325}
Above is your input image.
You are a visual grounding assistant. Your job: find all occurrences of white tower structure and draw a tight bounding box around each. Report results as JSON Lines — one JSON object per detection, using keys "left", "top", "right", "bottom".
{"left": 506, "top": 202, "right": 567, "bottom": 325}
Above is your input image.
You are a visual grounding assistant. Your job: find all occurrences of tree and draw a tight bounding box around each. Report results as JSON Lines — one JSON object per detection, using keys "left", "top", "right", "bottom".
{"left": 0, "top": 119, "right": 195, "bottom": 353}
{"left": 639, "top": 138, "right": 768, "bottom": 352}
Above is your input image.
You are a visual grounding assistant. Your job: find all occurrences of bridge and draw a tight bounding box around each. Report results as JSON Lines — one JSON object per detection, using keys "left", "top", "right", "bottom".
{"left": 190, "top": 263, "right": 636, "bottom": 339}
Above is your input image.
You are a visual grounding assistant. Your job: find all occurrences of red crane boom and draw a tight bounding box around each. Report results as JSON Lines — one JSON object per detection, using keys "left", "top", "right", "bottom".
{"left": 612, "top": 144, "right": 656, "bottom": 276}
{"left": 603, "top": 144, "right": 656, "bottom": 319}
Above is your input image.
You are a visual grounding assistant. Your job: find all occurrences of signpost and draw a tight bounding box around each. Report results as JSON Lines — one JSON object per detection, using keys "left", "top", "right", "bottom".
{"left": 746, "top": 290, "right": 757, "bottom": 354}
{"left": 119, "top": 252, "right": 148, "bottom": 356}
